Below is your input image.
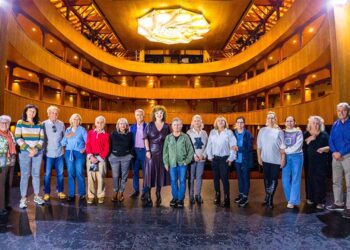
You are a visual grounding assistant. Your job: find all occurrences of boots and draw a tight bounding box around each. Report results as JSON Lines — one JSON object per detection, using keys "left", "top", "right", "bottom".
{"left": 221, "top": 194, "right": 230, "bottom": 208}
{"left": 156, "top": 189, "right": 162, "bottom": 206}
{"left": 214, "top": 192, "right": 221, "bottom": 205}
{"left": 111, "top": 192, "right": 118, "bottom": 202}
{"left": 266, "top": 180, "right": 277, "bottom": 209}
{"left": 261, "top": 178, "right": 269, "bottom": 206}
{"left": 144, "top": 189, "right": 152, "bottom": 207}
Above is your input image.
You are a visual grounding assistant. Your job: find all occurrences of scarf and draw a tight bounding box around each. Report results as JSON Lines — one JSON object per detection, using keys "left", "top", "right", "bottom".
{"left": 0, "top": 130, "right": 17, "bottom": 156}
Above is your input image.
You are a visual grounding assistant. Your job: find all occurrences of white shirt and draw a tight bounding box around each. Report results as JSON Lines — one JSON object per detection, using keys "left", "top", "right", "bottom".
{"left": 257, "top": 127, "right": 286, "bottom": 165}
{"left": 206, "top": 128, "right": 237, "bottom": 162}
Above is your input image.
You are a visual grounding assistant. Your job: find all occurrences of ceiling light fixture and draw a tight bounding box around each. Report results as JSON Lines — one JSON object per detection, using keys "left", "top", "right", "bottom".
{"left": 138, "top": 8, "right": 210, "bottom": 45}
{"left": 329, "top": 0, "right": 348, "bottom": 6}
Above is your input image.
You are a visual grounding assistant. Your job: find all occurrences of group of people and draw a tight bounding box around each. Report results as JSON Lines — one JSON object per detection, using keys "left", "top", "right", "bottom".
{"left": 0, "top": 102, "right": 349, "bottom": 219}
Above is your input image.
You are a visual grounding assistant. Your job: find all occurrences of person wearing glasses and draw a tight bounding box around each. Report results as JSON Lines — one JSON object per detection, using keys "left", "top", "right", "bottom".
{"left": 15, "top": 104, "right": 46, "bottom": 209}
{"left": 61, "top": 113, "right": 87, "bottom": 202}
{"left": 42, "top": 106, "right": 66, "bottom": 202}
{"left": 232, "top": 116, "right": 254, "bottom": 208}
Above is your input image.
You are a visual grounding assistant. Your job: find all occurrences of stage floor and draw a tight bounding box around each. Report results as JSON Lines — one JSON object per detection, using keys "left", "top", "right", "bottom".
{"left": 0, "top": 178, "right": 349, "bottom": 249}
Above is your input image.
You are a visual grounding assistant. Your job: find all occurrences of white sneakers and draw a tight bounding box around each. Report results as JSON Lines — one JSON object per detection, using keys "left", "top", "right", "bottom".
{"left": 287, "top": 203, "right": 294, "bottom": 209}
{"left": 19, "top": 198, "right": 27, "bottom": 209}
{"left": 19, "top": 196, "right": 46, "bottom": 209}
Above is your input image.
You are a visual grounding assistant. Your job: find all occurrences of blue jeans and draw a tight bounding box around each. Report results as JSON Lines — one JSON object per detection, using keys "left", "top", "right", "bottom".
{"left": 169, "top": 165, "right": 187, "bottom": 201}
{"left": 18, "top": 150, "right": 43, "bottom": 197}
{"left": 65, "top": 150, "right": 86, "bottom": 197}
{"left": 44, "top": 156, "right": 64, "bottom": 194}
{"left": 235, "top": 163, "right": 250, "bottom": 197}
{"left": 131, "top": 148, "right": 147, "bottom": 194}
{"left": 282, "top": 153, "right": 303, "bottom": 205}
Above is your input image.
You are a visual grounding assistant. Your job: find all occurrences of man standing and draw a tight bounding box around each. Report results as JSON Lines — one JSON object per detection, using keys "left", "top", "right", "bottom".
{"left": 130, "top": 109, "right": 147, "bottom": 198}
{"left": 327, "top": 102, "right": 350, "bottom": 219}
{"left": 43, "top": 106, "right": 66, "bottom": 201}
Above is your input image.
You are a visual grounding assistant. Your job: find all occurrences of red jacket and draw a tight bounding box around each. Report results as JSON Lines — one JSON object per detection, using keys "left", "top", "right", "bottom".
{"left": 85, "top": 129, "right": 110, "bottom": 160}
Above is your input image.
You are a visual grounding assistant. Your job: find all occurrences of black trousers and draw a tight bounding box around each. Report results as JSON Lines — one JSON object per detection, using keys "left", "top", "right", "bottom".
{"left": 262, "top": 162, "right": 280, "bottom": 192}
{"left": 0, "top": 165, "right": 13, "bottom": 210}
{"left": 306, "top": 163, "right": 327, "bottom": 204}
{"left": 211, "top": 156, "right": 230, "bottom": 197}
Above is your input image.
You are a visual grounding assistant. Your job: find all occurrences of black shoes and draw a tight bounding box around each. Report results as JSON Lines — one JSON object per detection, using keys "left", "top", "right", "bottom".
{"left": 189, "top": 196, "right": 195, "bottom": 204}
{"left": 214, "top": 192, "right": 221, "bottom": 205}
{"left": 195, "top": 195, "right": 203, "bottom": 204}
{"left": 177, "top": 200, "right": 184, "bottom": 208}
{"left": 156, "top": 190, "right": 162, "bottom": 206}
{"left": 141, "top": 192, "right": 146, "bottom": 200}
{"left": 170, "top": 199, "right": 177, "bottom": 207}
{"left": 221, "top": 195, "right": 230, "bottom": 208}
{"left": 79, "top": 195, "right": 86, "bottom": 201}
{"left": 67, "top": 196, "right": 75, "bottom": 202}
{"left": 238, "top": 197, "right": 248, "bottom": 207}
{"left": 342, "top": 209, "right": 350, "bottom": 219}
{"left": 130, "top": 191, "right": 140, "bottom": 199}
{"left": 234, "top": 194, "right": 243, "bottom": 203}
{"left": 326, "top": 204, "right": 345, "bottom": 212}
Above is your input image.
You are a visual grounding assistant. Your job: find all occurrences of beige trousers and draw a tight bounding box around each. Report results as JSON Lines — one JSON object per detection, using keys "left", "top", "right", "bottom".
{"left": 86, "top": 161, "right": 106, "bottom": 199}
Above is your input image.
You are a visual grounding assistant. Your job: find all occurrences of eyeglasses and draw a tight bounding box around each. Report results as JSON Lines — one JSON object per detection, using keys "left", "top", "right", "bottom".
{"left": 52, "top": 125, "right": 57, "bottom": 133}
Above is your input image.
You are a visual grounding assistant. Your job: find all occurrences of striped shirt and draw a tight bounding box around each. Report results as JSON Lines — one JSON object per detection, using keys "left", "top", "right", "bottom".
{"left": 15, "top": 120, "right": 44, "bottom": 151}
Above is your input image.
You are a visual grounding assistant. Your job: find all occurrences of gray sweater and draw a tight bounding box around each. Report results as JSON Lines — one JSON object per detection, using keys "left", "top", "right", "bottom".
{"left": 187, "top": 128, "right": 208, "bottom": 162}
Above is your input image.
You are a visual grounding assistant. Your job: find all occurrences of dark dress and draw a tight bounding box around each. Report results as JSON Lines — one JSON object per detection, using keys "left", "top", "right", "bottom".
{"left": 303, "top": 131, "right": 330, "bottom": 204}
{"left": 143, "top": 122, "right": 170, "bottom": 188}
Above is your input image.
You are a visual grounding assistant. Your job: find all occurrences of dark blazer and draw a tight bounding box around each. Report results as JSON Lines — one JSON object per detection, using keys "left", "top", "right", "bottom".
{"left": 130, "top": 122, "right": 147, "bottom": 146}
{"left": 233, "top": 129, "right": 254, "bottom": 169}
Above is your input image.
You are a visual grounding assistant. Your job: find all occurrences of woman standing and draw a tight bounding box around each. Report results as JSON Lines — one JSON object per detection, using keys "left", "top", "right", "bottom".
{"left": 85, "top": 116, "right": 110, "bottom": 204}
{"left": 303, "top": 116, "right": 330, "bottom": 210}
{"left": 0, "top": 115, "right": 16, "bottom": 215}
{"left": 257, "top": 111, "right": 286, "bottom": 209}
{"left": 206, "top": 116, "right": 237, "bottom": 208}
{"left": 233, "top": 116, "right": 254, "bottom": 208}
{"left": 61, "top": 114, "right": 87, "bottom": 202}
{"left": 109, "top": 118, "right": 134, "bottom": 202}
{"left": 143, "top": 105, "right": 170, "bottom": 206}
{"left": 282, "top": 116, "right": 304, "bottom": 209}
{"left": 187, "top": 114, "right": 208, "bottom": 205}
{"left": 163, "top": 118, "right": 194, "bottom": 208}
{"left": 15, "top": 104, "right": 45, "bottom": 208}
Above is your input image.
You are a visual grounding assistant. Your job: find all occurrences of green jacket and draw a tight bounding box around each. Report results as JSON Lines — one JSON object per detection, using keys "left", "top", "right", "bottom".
{"left": 163, "top": 132, "right": 194, "bottom": 168}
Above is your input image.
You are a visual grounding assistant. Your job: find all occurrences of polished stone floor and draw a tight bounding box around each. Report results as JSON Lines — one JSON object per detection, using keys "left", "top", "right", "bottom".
{"left": 0, "top": 178, "right": 349, "bottom": 250}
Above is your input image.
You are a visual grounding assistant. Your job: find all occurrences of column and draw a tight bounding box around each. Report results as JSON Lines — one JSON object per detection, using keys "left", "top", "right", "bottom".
{"left": 279, "top": 46, "right": 284, "bottom": 62}
{"left": 245, "top": 98, "right": 249, "bottom": 112}
{"left": 264, "top": 90, "right": 269, "bottom": 109}
{"left": 263, "top": 59, "right": 268, "bottom": 71}
{"left": 98, "top": 97, "right": 102, "bottom": 111}
{"left": 300, "top": 75, "right": 306, "bottom": 103}
{"left": 63, "top": 46, "right": 68, "bottom": 62}
{"left": 60, "top": 83, "right": 65, "bottom": 105}
{"left": 38, "top": 75, "right": 44, "bottom": 101}
{"left": 6, "top": 64, "right": 14, "bottom": 91}
{"left": 253, "top": 95, "right": 258, "bottom": 110}
{"left": 76, "top": 89, "right": 81, "bottom": 107}
{"left": 280, "top": 84, "right": 285, "bottom": 106}
{"left": 298, "top": 29, "right": 303, "bottom": 49}
{"left": 328, "top": 4, "right": 350, "bottom": 104}
{"left": 187, "top": 76, "right": 192, "bottom": 87}
{"left": 79, "top": 57, "right": 83, "bottom": 70}
{"left": 0, "top": 5, "right": 9, "bottom": 114}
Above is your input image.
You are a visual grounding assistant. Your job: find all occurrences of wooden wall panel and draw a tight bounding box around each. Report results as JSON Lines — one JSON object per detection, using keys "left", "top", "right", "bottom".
{"left": 4, "top": 91, "right": 336, "bottom": 126}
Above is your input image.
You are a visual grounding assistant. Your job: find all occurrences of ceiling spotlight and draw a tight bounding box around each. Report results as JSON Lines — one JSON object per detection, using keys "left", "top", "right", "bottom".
{"left": 74, "top": 55, "right": 78, "bottom": 60}
{"left": 312, "top": 74, "right": 316, "bottom": 78}
{"left": 173, "top": 75, "right": 176, "bottom": 79}
{"left": 292, "top": 39, "right": 297, "bottom": 44}
{"left": 118, "top": 71, "right": 121, "bottom": 75}
{"left": 226, "top": 72, "right": 230, "bottom": 75}
{"left": 49, "top": 39, "right": 53, "bottom": 43}
{"left": 32, "top": 27, "right": 36, "bottom": 32}
{"left": 268, "top": 56, "right": 273, "bottom": 60}
{"left": 28, "top": 73, "right": 33, "bottom": 77}
{"left": 308, "top": 27, "right": 314, "bottom": 33}
{"left": 4, "top": 65, "right": 8, "bottom": 69}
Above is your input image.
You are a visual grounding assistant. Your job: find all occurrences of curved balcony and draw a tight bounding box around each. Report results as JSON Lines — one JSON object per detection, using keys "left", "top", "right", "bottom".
{"left": 4, "top": 90, "right": 335, "bottom": 126}
{"left": 30, "top": 0, "right": 324, "bottom": 75}
{"left": 7, "top": 11, "right": 330, "bottom": 100}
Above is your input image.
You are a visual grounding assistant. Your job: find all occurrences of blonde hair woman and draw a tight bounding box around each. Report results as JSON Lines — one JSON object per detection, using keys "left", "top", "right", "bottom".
{"left": 109, "top": 118, "right": 134, "bottom": 202}
{"left": 206, "top": 116, "right": 237, "bottom": 207}
{"left": 303, "top": 115, "right": 329, "bottom": 210}
{"left": 85, "top": 116, "right": 110, "bottom": 204}
{"left": 61, "top": 113, "right": 87, "bottom": 202}
{"left": 257, "top": 111, "right": 286, "bottom": 209}
{"left": 187, "top": 114, "right": 208, "bottom": 204}
{"left": 143, "top": 105, "right": 170, "bottom": 206}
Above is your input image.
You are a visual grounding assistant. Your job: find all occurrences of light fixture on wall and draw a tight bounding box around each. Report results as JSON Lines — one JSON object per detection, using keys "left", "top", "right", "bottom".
{"left": 138, "top": 8, "right": 210, "bottom": 44}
